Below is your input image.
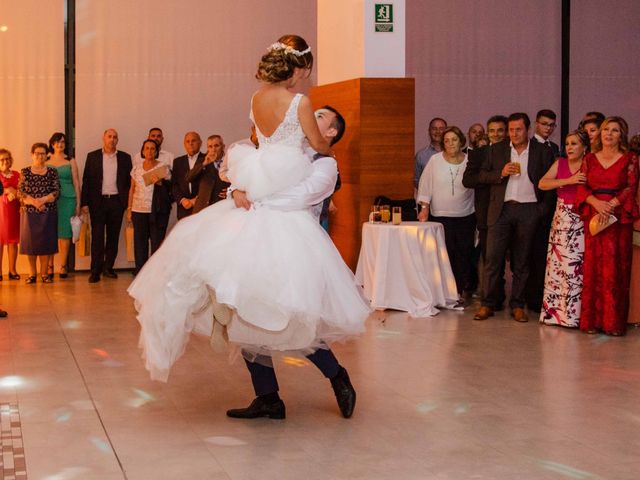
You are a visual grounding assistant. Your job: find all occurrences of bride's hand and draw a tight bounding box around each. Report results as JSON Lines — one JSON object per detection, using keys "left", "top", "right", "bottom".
{"left": 232, "top": 190, "right": 252, "bottom": 210}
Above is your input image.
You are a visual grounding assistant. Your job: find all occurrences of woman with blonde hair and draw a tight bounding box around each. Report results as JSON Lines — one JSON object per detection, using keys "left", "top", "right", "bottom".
{"left": 575, "top": 117, "right": 639, "bottom": 335}
{"left": 129, "top": 35, "right": 369, "bottom": 418}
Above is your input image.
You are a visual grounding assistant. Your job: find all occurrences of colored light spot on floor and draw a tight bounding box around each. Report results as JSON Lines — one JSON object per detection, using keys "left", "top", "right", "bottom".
{"left": 416, "top": 402, "right": 437, "bottom": 414}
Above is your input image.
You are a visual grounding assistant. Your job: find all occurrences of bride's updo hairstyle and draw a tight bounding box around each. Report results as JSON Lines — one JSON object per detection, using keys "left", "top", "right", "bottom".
{"left": 256, "top": 35, "right": 313, "bottom": 83}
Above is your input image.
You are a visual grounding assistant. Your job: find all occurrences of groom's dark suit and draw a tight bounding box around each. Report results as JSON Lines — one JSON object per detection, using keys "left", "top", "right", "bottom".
{"left": 80, "top": 149, "right": 132, "bottom": 275}
{"left": 475, "top": 140, "right": 555, "bottom": 310}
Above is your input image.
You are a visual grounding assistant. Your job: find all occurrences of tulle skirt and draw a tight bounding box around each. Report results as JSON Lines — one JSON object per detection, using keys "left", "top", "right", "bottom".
{"left": 128, "top": 197, "right": 371, "bottom": 381}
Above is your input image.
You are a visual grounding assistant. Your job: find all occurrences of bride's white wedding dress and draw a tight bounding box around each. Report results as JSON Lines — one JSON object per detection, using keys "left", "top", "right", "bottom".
{"left": 128, "top": 94, "right": 371, "bottom": 381}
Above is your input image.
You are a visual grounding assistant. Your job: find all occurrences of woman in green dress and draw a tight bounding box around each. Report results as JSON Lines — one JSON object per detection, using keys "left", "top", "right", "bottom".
{"left": 47, "top": 133, "right": 81, "bottom": 278}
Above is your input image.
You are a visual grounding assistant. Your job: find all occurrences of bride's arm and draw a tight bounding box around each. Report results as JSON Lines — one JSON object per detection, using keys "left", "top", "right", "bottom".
{"left": 298, "top": 96, "right": 332, "bottom": 156}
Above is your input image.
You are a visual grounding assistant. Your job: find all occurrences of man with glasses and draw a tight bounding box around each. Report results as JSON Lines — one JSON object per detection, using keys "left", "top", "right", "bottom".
{"left": 532, "top": 109, "right": 560, "bottom": 158}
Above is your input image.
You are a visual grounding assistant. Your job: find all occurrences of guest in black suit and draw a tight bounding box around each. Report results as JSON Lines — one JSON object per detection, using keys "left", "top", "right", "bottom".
{"left": 186, "top": 135, "right": 230, "bottom": 214}
{"left": 472, "top": 113, "right": 555, "bottom": 322}
{"left": 531, "top": 109, "right": 560, "bottom": 158}
{"left": 462, "top": 123, "right": 485, "bottom": 154}
{"left": 171, "top": 131, "right": 203, "bottom": 220}
{"left": 526, "top": 109, "right": 560, "bottom": 311}
{"left": 80, "top": 129, "right": 132, "bottom": 283}
{"left": 462, "top": 115, "right": 508, "bottom": 300}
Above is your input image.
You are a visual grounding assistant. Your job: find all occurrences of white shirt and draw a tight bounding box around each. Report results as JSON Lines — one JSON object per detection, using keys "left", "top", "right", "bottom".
{"left": 102, "top": 150, "right": 118, "bottom": 195}
{"left": 504, "top": 142, "right": 537, "bottom": 203}
{"left": 417, "top": 152, "right": 474, "bottom": 217}
{"left": 130, "top": 165, "right": 155, "bottom": 213}
{"left": 534, "top": 133, "right": 549, "bottom": 145}
{"left": 227, "top": 149, "right": 337, "bottom": 220}
{"left": 187, "top": 153, "right": 199, "bottom": 170}
{"left": 262, "top": 156, "right": 337, "bottom": 220}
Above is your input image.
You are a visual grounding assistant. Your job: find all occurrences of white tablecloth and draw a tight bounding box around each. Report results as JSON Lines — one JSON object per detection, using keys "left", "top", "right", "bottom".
{"left": 355, "top": 221, "right": 459, "bottom": 317}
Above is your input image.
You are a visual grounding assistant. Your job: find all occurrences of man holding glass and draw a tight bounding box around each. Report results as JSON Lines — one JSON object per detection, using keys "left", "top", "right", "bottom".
{"left": 472, "top": 113, "right": 555, "bottom": 322}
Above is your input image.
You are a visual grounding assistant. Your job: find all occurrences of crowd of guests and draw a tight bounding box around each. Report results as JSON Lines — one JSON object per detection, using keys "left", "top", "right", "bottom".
{"left": 415, "top": 110, "right": 640, "bottom": 336}
{"left": 0, "top": 127, "right": 230, "bottom": 284}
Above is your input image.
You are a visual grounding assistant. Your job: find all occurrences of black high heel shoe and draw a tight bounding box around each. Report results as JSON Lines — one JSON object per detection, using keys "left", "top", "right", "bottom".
{"left": 41, "top": 275, "right": 52, "bottom": 284}
{"left": 59, "top": 266, "right": 68, "bottom": 279}
{"left": 25, "top": 276, "right": 36, "bottom": 284}
{"left": 8, "top": 273, "right": 20, "bottom": 280}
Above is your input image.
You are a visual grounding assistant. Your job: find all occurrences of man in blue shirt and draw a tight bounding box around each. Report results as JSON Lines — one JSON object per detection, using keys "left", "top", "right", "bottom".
{"left": 414, "top": 117, "right": 447, "bottom": 195}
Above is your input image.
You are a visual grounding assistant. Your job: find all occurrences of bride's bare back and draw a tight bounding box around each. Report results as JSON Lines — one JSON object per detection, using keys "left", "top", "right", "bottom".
{"left": 252, "top": 85, "right": 331, "bottom": 154}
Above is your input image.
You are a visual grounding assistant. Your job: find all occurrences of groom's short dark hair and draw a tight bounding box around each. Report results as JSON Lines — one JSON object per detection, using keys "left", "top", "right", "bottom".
{"left": 323, "top": 105, "right": 346, "bottom": 146}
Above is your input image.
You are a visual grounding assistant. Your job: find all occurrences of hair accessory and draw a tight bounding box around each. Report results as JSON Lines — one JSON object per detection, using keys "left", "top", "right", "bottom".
{"left": 268, "top": 42, "right": 311, "bottom": 57}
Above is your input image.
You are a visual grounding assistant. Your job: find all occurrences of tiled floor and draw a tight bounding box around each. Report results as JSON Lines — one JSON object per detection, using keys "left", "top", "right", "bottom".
{"left": 1, "top": 274, "right": 639, "bottom": 479}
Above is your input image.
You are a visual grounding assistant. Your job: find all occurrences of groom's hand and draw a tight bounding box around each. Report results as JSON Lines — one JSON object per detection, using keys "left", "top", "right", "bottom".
{"left": 232, "top": 190, "right": 252, "bottom": 210}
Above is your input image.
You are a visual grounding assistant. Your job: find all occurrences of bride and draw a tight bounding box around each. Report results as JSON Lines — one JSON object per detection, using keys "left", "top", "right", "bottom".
{"left": 128, "top": 35, "right": 371, "bottom": 383}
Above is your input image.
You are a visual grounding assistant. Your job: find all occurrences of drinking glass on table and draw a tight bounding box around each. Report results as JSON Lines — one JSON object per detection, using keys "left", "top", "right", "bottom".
{"left": 380, "top": 205, "right": 391, "bottom": 223}
{"left": 370, "top": 205, "right": 381, "bottom": 223}
{"left": 392, "top": 206, "right": 402, "bottom": 225}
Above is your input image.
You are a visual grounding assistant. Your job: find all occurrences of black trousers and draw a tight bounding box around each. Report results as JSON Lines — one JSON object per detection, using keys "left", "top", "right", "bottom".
{"left": 131, "top": 211, "right": 169, "bottom": 273}
{"left": 89, "top": 197, "right": 125, "bottom": 275}
{"left": 483, "top": 202, "right": 541, "bottom": 310}
{"left": 524, "top": 221, "right": 552, "bottom": 312}
{"left": 477, "top": 226, "right": 506, "bottom": 305}
{"left": 245, "top": 348, "right": 341, "bottom": 396}
{"left": 431, "top": 213, "right": 477, "bottom": 295}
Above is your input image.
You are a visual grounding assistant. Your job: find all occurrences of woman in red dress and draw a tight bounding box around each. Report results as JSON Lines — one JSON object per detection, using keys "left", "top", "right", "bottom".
{"left": 575, "top": 117, "right": 639, "bottom": 335}
{"left": 0, "top": 149, "right": 21, "bottom": 280}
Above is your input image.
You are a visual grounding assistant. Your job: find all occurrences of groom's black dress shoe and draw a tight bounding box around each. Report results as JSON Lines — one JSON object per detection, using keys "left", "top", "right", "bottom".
{"left": 331, "top": 366, "right": 356, "bottom": 418}
{"left": 226, "top": 396, "right": 286, "bottom": 419}
{"left": 103, "top": 269, "right": 118, "bottom": 279}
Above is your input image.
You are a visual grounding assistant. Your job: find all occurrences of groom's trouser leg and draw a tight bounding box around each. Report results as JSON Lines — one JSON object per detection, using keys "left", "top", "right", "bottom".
{"left": 306, "top": 348, "right": 340, "bottom": 379}
{"left": 244, "top": 355, "right": 279, "bottom": 396}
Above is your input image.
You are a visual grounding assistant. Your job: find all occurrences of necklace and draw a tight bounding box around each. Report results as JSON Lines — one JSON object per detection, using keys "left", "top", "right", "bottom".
{"left": 448, "top": 165, "right": 461, "bottom": 195}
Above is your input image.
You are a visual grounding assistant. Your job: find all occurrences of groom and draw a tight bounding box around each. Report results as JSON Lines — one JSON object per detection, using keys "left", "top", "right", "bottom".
{"left": 227, "top": 106, "right": 354, "bottom": 420}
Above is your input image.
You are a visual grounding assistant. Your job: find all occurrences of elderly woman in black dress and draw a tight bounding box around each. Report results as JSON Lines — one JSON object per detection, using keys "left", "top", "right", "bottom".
{"left": 18, "top": 143, "right": 60, "bottom": 283}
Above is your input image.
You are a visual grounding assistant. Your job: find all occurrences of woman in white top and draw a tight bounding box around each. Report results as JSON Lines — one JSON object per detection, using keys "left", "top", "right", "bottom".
{"left": 417, "top": 126, "right": 476, "bottom": 300}
{"left": 127, "top": 139, "right": 172, "bottom": 274}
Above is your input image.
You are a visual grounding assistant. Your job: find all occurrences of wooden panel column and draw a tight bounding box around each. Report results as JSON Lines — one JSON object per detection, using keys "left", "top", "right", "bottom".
{"left": 309, "top": 77, "right": 415, "bottom": 270}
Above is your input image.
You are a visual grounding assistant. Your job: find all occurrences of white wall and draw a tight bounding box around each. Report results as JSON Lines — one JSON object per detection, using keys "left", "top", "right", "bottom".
{"left": 0, "top": 0, "right": 65, "bottom": 274}
{"left": 406, "top": 0, "right": 562, "bottom": 149}
{"left": 570, "top": 0, "right": 640, "bottom": 132}
{"left": 75, "top": 0, "right": 317, "bottom": 269}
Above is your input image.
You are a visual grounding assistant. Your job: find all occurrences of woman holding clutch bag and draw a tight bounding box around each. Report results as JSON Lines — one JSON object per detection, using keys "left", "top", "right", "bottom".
{"left": 46, "top": 133, "right": 81, "bottom": 279}
{"left": 538, "top": 130, "right": 588, "bottom": 328}
{"left": 127, "top": 139, "right": 172, "bottom": 274}
{"left": 575, "top": 117, "right": 639, "bottom": 335}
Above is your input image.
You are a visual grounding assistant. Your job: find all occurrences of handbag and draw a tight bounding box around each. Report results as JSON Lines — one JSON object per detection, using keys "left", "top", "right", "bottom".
{"left": 78, "top": 214, "right": 91, "bottom": 256}
{"left": 589, "top": 214, "right": 617, "bottom": 236}
{"left": 70, "top": 215, "right": 83, "bottom": 243}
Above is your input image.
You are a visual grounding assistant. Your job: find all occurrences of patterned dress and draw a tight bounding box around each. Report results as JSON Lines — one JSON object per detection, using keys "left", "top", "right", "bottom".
{"left": 18, "top": 166, "right": 60, "bottom": 255}
{"left": 539, "top": 158, "right": 584, "bottom": 327}
{"left": 0, "top": 170, "right": 20, "bottom": 244}
{"left": 575, "top": 152, "right": 639, "bottom": 335}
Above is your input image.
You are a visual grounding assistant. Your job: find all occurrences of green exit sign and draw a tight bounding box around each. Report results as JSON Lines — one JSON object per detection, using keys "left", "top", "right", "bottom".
{"left": 375, "top": 3, "right": 393, "bottom": 32}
